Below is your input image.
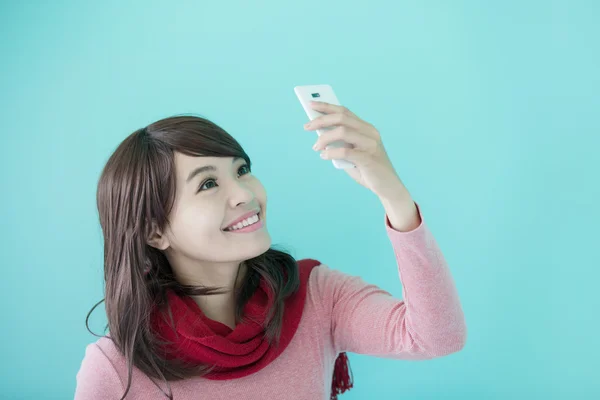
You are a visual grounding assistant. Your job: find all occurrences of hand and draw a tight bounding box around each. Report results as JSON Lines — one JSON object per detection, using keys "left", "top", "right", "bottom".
{"left": 305, "top": 101, "right": 406, "bottom": 200}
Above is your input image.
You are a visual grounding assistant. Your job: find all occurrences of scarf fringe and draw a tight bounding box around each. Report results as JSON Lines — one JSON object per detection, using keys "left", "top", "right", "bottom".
{"left": 330, "top": 352, "right": 353, "bottom": 400}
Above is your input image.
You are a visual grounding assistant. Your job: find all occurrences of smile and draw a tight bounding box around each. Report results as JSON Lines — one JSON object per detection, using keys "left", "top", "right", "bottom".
{"left": 223, "top": 212, "right": 264, "bottom": 233}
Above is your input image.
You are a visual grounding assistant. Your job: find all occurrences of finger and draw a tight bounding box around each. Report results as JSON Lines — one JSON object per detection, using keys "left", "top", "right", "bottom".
{"left": 320, "top": 146, "right": 372, "bottom": 166}
{"left": 313, "top": 126, "right": 377, "bottom": 153}
{"left": 305, "top": 111, "right": 364, "bottom": 132}
{"left": 310, "top": 101, "right": 358, "bottom": 118}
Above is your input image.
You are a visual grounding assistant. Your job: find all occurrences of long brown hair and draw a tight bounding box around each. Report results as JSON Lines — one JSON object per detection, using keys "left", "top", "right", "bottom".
{"left": 85, "top": 115, "right": 300, "bottom": 399}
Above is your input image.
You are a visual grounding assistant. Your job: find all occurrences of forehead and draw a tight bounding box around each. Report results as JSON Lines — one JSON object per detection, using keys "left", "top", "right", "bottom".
{"left": 173, "top": 153, "right": 242, "bottom": 179}
{"left": 175, "top": 153, "right": 227, "bottom": 169}
{"left": 173, "top": 154, "right": 225, "bottom": 198}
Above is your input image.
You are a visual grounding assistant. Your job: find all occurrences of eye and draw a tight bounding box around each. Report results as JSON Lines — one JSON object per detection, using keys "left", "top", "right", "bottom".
{"left": 238, "top": 163, "right": 251, "bottom": 176}
{"left": 197, "top": 163, "right": 251, "bottom": 193}
{"left": 198, "top": 178, "right": 217, "bottom": 192}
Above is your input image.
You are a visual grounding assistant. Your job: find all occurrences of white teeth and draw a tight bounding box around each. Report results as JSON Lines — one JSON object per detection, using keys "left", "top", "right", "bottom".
{"left": 226, "top": 213, "right": 259, "bottom": 231}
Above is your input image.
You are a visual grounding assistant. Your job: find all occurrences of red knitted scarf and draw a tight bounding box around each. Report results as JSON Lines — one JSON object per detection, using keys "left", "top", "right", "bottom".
{"left": 150, "top": 259, "right": 353, "bottom": 399}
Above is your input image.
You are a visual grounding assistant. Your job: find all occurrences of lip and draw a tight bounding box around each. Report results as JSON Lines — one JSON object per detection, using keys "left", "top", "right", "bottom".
{"left": 223, "top": 209, "right": 261, "bottom": 231}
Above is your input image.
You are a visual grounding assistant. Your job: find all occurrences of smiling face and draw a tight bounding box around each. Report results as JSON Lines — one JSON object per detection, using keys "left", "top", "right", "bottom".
{"left": 147, "top": 152, "right": 271, "bottom": 269}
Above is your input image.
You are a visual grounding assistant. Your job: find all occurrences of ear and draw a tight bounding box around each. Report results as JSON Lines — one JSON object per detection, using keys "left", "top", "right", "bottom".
{"left": 146, "top": 221, "right": 170, "bottom": 251}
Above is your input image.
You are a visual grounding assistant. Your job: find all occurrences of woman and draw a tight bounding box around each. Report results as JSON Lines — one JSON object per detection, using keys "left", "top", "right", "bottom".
{"left": 75, "top": 101, "right": 467, "bottom": 400}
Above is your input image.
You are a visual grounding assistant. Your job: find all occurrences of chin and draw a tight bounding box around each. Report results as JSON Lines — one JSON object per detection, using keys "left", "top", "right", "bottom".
{"left": 252, "top": 233, "right": 272, "bottom": 258}
{"left": 254, "top": 232, "right": 272, "bottom": 254}
{"left": 233, "top": 232, "right": 272, "bottom": 261}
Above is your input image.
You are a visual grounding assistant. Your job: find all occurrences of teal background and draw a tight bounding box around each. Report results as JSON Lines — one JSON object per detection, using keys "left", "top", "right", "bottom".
{"left": 1, "top": 1, "right": 599, "bottom": 399}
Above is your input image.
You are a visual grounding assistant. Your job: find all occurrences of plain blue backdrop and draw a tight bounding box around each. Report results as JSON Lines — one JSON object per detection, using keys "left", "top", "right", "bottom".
{"left": 1, "top": 1, "right": 599, "bottom": 399}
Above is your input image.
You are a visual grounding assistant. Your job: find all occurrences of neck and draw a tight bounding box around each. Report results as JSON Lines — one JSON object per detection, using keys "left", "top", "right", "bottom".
{"left": 171, "top": 259, "right": 248, "bottom": 330}
{"left": 193, "top": 294, "right": 238, "bottom": 330}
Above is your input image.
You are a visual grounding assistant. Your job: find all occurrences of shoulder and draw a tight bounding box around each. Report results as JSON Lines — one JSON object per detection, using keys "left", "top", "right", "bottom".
{"left": 77, "top": 336, "right": 124, "bottom": 378}
{"left": 94, "top": 336, "right": 126, "bottom": 363}
{"left": 300, "top": 258, "right": 357, "bottom": 292}
{"left": 74, "top": 337, "right": 125, "bottom": 399}
{"left": 300, "top": 259, "right": 361, "bottom": 310}
{"left": 302, "top": 258, "right": 383, "bottom": 316}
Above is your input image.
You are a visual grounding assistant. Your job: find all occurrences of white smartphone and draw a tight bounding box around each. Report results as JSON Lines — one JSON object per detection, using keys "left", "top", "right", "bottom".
{"left": 294, "top": 84, "right": 355, "bottom": 169}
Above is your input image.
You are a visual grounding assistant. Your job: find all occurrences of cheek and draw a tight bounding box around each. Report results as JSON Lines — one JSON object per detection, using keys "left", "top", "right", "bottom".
{"left": 171, "top": 203, "right": 224, "bottom": 245}
{"left": 251, "top": 179, "right": 267, "bottom": 206}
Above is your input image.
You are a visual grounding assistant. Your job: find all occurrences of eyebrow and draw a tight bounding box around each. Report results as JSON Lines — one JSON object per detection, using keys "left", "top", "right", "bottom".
{"left": 186, "top": 157, "right": 243, "bottom": 183}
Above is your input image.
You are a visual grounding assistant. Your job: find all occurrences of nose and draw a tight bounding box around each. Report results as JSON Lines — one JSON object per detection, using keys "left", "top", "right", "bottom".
{"left": 226, "top": 180, "right": 255, "bottom": 208}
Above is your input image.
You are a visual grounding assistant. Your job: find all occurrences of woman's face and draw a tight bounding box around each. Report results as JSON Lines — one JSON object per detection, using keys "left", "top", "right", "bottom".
{"left": 149, "top": 152, "right": 271, "bottom": 267}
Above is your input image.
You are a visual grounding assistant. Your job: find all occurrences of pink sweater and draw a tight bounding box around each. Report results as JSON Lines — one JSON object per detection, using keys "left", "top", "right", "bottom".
{"left": 75, "top": 204, "right": 467, "bottom": 399}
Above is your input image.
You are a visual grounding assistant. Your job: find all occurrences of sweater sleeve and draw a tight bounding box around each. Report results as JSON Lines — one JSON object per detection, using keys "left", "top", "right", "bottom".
{"left": 313, "top": 201, "right": 467, "bottom": 360}
{"left": 74, "top": 342, "right": 125, "bottom": 400}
